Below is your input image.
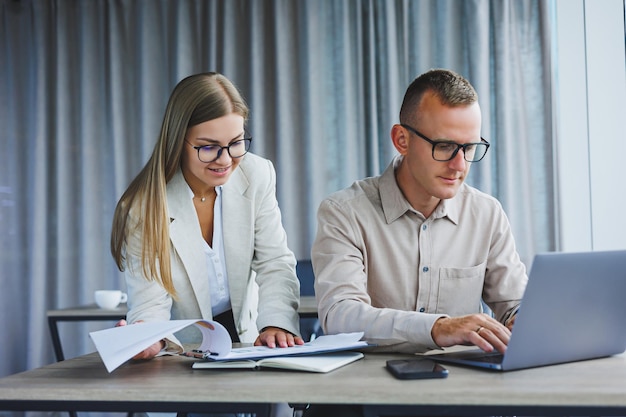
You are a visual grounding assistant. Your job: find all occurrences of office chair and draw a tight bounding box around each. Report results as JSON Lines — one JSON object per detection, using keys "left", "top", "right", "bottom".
{"left": 295, "top": 260, "right": 323, "bottom": 342}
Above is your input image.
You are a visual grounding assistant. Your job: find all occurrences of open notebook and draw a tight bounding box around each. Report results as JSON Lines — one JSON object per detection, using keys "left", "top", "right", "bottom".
{"left": 430, "top": 250, "right": 626, "bottom": 371}
{"left": 193, "top": 351, "right": 364, "bottom": 373}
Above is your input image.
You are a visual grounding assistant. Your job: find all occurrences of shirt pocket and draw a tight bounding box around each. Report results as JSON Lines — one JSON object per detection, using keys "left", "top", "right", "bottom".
{"left": 435, "top": 261, "right": 487, "bottom": 316}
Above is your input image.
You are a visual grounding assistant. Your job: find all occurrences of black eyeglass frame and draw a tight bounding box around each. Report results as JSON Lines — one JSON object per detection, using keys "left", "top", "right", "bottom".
{"left": 186, "top": 136, "right": 252, "bottom": 163}
{"left": 400, "top": 123, "right": 490, "bottom": 162}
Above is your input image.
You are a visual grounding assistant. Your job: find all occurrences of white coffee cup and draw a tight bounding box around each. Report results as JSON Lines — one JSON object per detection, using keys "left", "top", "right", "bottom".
{"left": 94, "top": 290, "right": 128, "bottom": 309}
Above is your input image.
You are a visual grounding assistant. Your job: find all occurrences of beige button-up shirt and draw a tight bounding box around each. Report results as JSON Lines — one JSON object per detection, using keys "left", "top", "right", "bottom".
{"left": 312, "top": 156, "right": 528, "bottom": 353}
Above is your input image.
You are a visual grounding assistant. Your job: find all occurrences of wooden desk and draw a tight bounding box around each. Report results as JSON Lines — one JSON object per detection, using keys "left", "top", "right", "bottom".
{"left": 47, "top": 296, "right": 318, "bottom": 361}
{"left": 1, "top": 350, "right": 626, "bottom": 416}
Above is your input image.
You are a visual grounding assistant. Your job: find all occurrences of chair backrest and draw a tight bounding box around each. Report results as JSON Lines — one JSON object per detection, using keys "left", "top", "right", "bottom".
{"left": 295, "top": 259, "right": 322, "bottom": 341}
{"left": 295, "top": 259, "right": 315, "bottom": 296}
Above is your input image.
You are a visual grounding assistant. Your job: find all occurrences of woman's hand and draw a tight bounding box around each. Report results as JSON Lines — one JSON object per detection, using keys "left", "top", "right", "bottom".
{"left": 115, "top": 319, "right": 165, "bottom": 360}
{"left": 254, "top": 326, "right": 305, "bottom": 348}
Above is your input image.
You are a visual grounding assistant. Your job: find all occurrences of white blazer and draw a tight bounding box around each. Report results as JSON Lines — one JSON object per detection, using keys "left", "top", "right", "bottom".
{"left": 124, "top": 153, "right": 301, "bottom": 346}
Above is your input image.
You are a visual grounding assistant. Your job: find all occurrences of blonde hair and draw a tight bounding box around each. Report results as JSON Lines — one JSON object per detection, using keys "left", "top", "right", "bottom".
{"left": 111, "top": 72, "right": 249, "bottom": 297}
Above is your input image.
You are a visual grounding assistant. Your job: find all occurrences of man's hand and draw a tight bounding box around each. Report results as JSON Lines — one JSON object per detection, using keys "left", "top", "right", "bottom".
{"left": 254, "top": 326, "right": 305, "bottom": 348}
{"left": 431, "top": 313, "right": 511, "bottom": 353}
{"left": 115, "top": 319, "right": 165, "bottom": 360}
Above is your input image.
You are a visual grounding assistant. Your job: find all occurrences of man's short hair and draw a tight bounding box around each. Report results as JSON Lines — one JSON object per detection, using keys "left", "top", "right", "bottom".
{"left": 399, "top": 69, "right": 478, "bottom": 124}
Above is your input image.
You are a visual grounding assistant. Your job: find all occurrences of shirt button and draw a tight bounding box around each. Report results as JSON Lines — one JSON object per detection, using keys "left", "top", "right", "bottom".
{"left": 422, "top": 224, "right": 427, "bottom": 231}
{"left": 422, "top": 266, "right": 429, "bottom": 272}
{"left": 419, "top": 307, "right": 425, "bottom": 312}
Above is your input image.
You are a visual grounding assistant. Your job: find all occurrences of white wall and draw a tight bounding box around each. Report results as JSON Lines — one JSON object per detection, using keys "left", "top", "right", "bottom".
{"left": 553, "top": 0, "right": 626, "bottom": 251}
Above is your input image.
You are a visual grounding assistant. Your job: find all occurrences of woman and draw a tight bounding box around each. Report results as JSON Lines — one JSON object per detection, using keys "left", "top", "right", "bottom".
{"left": 111, "top": 72, "right": 303, "bottom": 358}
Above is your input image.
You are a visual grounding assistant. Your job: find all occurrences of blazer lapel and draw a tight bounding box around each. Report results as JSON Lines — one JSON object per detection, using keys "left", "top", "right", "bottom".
{"left": 167, "top": 170, "right": 214, "bottom": 319}
{"left": 222, "top": 166, "right": 254, "bottom": 317}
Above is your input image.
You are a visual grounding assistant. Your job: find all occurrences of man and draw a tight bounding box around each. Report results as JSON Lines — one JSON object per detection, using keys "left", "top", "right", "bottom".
{"left": 312, "top": 69, "right": 528, "bottom": 357}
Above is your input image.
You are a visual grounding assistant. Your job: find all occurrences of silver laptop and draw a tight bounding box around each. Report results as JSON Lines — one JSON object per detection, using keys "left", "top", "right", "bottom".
{"left": 430, "top": 250, "right": 626, "bottom": 371}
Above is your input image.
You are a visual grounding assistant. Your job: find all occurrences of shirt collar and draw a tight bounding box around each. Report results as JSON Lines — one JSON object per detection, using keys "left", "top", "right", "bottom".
{"left": 435, "top": 196, "right": 459, "bottom": 225}
{"left": 379, "top": 156, "right": 414, "bottom": 224}
{"left": 380, "top": 155, "right": 460, "bottom": 225}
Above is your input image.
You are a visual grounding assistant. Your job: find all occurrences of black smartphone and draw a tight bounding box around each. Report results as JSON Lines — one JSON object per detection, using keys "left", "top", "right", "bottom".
{"left": 386, "top": 358, "right": 448, "bottom": 380}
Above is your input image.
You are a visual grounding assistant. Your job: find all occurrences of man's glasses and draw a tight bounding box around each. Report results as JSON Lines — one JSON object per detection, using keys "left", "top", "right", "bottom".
{"left": 400, "top": 124, "right": 490, "bottom": 162}
{"left": 186, "top": 135, "right": 252, "bottom": 163}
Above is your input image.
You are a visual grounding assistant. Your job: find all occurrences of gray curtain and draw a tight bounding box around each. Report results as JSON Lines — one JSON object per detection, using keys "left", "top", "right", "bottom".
{"left": 0, "top": 0, "right": 554, "bottom": 380}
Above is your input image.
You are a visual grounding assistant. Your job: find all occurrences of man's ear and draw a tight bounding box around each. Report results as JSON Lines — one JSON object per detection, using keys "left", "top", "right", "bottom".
{"left": 391, "top": 124, "right": 409, "bottom": 155}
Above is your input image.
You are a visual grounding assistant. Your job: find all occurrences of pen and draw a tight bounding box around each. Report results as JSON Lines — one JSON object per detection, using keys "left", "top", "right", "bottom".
{"left": 182, "top": 349, "right": 219, "bottom": 359}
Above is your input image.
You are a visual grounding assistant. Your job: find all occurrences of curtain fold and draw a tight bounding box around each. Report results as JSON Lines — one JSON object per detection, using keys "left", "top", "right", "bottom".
{"left": 0, "top": 0, "right": 554, "bottom": 381}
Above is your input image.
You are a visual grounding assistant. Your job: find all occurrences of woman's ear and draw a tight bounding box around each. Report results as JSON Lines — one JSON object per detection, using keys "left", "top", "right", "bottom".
{"left": 391, "top": 124, "right": 409, "bottom": 155}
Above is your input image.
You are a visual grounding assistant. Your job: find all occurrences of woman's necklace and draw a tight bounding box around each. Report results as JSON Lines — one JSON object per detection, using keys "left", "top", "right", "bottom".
{"left": 194, "top": 189, "right": 215, "bottom": 203}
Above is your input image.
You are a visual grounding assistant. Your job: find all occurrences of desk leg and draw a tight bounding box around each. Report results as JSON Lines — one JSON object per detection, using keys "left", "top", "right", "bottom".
{"left": 47, "top": 316, "right": 65, "bottom": 362}
{"left": 48, "top": 317, "right": 75, "bottom": 417}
